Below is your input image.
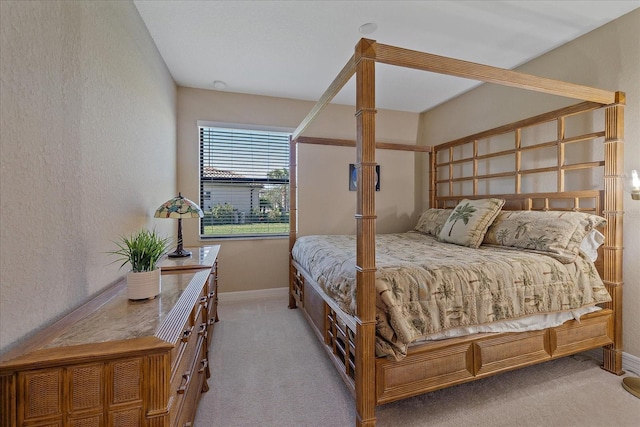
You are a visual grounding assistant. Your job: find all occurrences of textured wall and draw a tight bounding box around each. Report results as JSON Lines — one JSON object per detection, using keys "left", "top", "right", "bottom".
{"left": 177, "top": 88, "right": 420, "bottom": 293}
{"left": 0, "top": 1, "right": 177, "bottom": 355}
{"left": 419, "top": 10, "right": 640, "bottom": 358}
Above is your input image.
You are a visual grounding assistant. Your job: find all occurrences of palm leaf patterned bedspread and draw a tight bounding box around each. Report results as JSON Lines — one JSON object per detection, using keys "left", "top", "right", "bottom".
{"left": 291, "top": 232, "right": 611, "bottom": 360}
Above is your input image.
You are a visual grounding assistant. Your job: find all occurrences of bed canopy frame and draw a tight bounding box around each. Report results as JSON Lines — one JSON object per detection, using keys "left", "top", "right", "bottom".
{"left": 289, "top": 38, "right": 625, "bottom": 427}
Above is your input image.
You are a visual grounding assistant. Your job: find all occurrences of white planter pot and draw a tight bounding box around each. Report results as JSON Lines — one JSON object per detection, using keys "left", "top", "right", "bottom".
{"left": 127, "top": 269, "right": 161, "bottom": 300}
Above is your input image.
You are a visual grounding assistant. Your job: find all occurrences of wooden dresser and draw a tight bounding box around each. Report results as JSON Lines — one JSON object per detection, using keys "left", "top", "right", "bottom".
{"left": 0, "top": 246, "right": 220, "bottom": 427}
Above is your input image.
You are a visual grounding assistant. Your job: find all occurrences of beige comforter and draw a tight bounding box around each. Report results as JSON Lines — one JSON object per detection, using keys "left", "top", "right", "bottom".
{"left": 291, "top": 232, "right": 611, "bottom": 360}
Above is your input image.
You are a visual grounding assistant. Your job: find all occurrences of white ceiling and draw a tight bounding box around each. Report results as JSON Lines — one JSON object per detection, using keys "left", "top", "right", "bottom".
{"left": 134, "top": 1, "right": 639, "bottom": 113}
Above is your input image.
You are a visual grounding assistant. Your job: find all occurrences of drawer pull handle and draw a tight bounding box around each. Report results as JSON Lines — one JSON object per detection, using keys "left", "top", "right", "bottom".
{"left": 177, "top": 371, "right": 191, "bottom": 394}
{"left": 198, "top": 358, "right": 208, "bottom": 374}
{"left": 208, "top": 318, "right": 216, "bottom": 326}
{"left": 198, "top": 323, "right": 207, "bottom": 337}
{"left": 181, "top": 327, "right": 193, "bottom": 343}
{"left": 208, "top": 291, "right": 215, "bottom": 299}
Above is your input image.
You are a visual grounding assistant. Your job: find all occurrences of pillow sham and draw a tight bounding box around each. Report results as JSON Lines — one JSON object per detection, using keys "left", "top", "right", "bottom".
{"left": 567, "top": 212, "right": 607, "bottom": 257}
{"left": 414, "top": 208, "right": 453, "bottom": 237}
{"left": 438, "top": 198, "right": 505, "bottom": 248}
{"left": 580, "top": 229, "right": 605, "bottom": 262}
{"left": 483, "top": 210, "right": 606, "bottom": 263}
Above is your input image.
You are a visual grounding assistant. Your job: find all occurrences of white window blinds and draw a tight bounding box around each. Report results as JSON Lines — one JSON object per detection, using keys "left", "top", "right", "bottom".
{"left": 199, "top": 125, "right": 290, "bottom": 238}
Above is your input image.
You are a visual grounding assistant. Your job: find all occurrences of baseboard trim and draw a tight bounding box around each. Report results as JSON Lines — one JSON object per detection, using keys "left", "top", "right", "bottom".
{"left": 218, "top": 287, "right": 289, "bottom": 303}
{"left": 584, "top": 348, "right": 640, "bottom": 376}
{"left": 624, "top": 352, "right": 640, "bottom": 376}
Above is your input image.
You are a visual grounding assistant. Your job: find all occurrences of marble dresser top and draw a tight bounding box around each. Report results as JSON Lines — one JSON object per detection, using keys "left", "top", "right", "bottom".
{"left": 158, "top": 246, "right": 219, "bottom": 271}
{"left": 44, "top": 270, "right": 209, "bottom": 349}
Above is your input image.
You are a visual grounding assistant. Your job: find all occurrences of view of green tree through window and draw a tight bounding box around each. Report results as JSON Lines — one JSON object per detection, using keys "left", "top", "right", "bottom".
{"left": 199, "top": 124, "right": 291, "bottom": 237}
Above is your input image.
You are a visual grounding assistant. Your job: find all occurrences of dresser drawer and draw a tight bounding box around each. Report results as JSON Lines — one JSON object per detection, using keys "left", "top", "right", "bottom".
{"left": 170, "top": 320, "right": 206, "bottom": 389}
{"left": 207, "top": 262, "right": 219, "bottom": 325}
{"left": 174, "top": 336, "right": 208, "bottom": 427}
{"left": 169, "top": 320, "right": 207, "bottom": 427}
{"left": 171, "top": 322, "right": 195, "bottom": 373}
{"left": 17, "top": 368, "right": 64, "bottom": 426}
{"left": 170, "top": 292, "right": 207, "bottom": 369}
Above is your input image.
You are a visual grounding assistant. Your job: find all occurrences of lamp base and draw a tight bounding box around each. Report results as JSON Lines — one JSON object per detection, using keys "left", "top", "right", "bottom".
{"left": 622, "top": 377, "right": 640, "bottom": 399}
{"left": 168, "top": 249, "right": 192, "bottom": 258}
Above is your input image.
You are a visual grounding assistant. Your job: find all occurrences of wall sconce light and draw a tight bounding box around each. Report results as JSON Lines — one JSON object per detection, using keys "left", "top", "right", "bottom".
{"left": 627, "top": 169, "right": 640, "bottom": 200}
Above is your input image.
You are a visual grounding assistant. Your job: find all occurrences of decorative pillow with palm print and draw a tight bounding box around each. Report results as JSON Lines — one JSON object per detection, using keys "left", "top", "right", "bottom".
{"left": 414, "top": 208, "right": 453, "bottom": 237}
{"left": 438, "top": 198, "right": 505, "bottom": 248}
{"left": 482, "top": 210, "right": 606, "bottom": 263}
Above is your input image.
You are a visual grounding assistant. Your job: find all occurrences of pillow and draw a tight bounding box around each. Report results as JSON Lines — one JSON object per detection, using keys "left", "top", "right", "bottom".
{"left": 438, "top": 198, "right": 505, "bottom": 248}
{"left": 567, "top": 213, "right": 607, "bottom": 258}
{"left": 414, "top": 208, "right": 453, "bottom": 237}
{"left": 483, "top": 210, "right": 607, "bottom": 263}
{"left": 580, "top": 229, "right": 605, "bottom": 262}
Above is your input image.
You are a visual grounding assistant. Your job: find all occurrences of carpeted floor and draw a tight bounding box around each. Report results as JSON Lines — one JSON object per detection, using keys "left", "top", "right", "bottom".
{"left": 194, "top": 296, "right": 640, "bottom": 427}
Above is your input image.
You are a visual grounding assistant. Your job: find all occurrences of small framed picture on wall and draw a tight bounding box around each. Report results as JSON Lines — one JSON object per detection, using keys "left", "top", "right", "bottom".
{"left": 349, "top": 164, "right": 380, "bottom": 191}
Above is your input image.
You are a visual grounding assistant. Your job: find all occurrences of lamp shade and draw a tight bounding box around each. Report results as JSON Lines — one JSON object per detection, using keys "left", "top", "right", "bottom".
{"left": 154, "top": 193, "right": 204, "bottom": 219}
{"left": 155, "top": 193, "right": 203, "bottom": 257}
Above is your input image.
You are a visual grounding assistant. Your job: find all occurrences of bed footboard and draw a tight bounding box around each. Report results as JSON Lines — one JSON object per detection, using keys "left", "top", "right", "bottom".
{"left": 376, "top": 309, "right": 613, "bottom": 404}
{"left": 291, "top": 261, "right": 615, "bottom": 406}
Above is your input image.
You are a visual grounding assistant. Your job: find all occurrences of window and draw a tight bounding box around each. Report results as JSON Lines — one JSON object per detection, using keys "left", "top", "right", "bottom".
{"left": 199, "top": 123, "right": 291, "bottom": 238}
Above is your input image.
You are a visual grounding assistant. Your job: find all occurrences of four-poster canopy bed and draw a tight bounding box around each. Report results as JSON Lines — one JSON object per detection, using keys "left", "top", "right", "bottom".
{"left": 288, "top": 38, "right": 625, "bottom": 427}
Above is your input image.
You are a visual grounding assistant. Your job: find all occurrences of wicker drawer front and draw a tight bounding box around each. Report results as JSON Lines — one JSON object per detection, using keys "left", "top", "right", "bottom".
{"left": 69, "top": 413, "right": 103, "bottom": 427}
{"left": 21, "top": 421, "right": 63, "bottom": 427}
{"left": 68, "top": 363, "right": 103, "bottom": 413}
{"left": 107, "top": 407, "right": 142, "bottom": 427}
{"left": 18, "top": 369, "right": 63, "bottom": 425}
{"left": 67, "top": 363, "right": 105, "bottom": 427}
{"left": 107, "top": 358, "right": 144, "bottom": 427}
{"left": 109, "top": 358, "right": 143, "bottom": 405}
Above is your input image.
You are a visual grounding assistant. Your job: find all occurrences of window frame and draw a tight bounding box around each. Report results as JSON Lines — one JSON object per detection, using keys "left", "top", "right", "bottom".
{"left": 197, "top": 121, "right": 293, "bottom": 240}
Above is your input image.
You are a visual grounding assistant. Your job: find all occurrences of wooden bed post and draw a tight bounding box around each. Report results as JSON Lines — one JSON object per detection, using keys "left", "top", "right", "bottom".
{"left": 289, "top": 135, "right": 298, "bottom": 309}
{"left": 602, "top": 91, "right": 625, "bottom": 375}
{"left": 354, "top": 38, "right": 377, "bottom": 427}
{"left": 429, "top": 150, "right": 436, "bottom": 208}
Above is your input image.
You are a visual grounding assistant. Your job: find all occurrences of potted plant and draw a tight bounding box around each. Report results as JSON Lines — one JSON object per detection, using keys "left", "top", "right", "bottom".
{"left": 109, "top": 228, "right": 172, "bottom": 300}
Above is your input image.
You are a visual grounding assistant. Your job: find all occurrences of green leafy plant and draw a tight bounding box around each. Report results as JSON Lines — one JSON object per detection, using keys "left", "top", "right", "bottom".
{"left": 109, "top": 229, "right": 172, "bottom": 272}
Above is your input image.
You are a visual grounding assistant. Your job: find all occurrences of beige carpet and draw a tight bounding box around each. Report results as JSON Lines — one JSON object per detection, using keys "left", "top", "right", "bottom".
{"left": 194, "top": 296, "right": 640, "bottom": 427}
